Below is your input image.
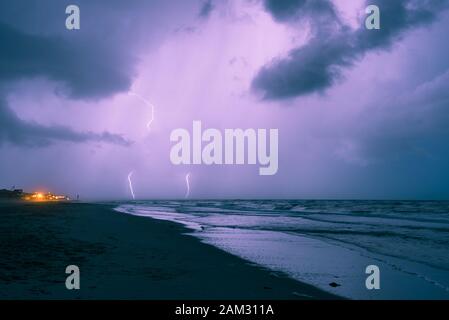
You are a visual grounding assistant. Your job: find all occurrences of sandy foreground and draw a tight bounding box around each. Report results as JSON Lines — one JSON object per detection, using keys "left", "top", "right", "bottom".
{"left": 0, "top": 202, "right": 340, "bottom": 299}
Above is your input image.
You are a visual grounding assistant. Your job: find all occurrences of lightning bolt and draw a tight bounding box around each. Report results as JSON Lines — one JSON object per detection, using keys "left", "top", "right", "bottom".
{"left": 128, "top": 171, "right": 136, "bottom": 200}
{"left": 185, "top": 172, "right": 191, "bottom": 199}
{"left": 124, "top": 92, "right": 155, "bottom": 200}
{"left": 128, "top": 91, "right": 155, "bottom": 130}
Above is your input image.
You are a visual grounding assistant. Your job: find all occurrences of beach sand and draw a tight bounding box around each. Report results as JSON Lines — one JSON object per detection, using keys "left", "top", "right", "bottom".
{"left": 0, "top": 202, "right": 340, "bottom": 299}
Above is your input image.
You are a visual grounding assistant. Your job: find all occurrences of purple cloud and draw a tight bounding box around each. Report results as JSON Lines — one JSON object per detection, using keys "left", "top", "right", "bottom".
{"left": 252, "top": 0, "right": 449, "bottom": 100}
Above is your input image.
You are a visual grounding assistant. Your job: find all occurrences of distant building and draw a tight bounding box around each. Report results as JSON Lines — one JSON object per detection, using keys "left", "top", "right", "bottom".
{"left": 23, "top": 192, "right": 70, "bottom": 202}
{"left": 0, "top": 189, "right": 24, "bottom": 199}
{"left": 0, "top": 188, "right": 69, "bottom": 201}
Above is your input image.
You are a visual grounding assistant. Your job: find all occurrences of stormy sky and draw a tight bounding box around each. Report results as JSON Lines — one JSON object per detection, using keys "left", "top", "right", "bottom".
{"left": 1, "top": 0, "right": 449, "bottom": 200}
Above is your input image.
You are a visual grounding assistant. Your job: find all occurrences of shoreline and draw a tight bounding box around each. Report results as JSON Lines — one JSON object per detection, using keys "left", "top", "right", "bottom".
{"left": 0, "top": 202, "right": 341, "bottom": 300}
{"left": 115, "top": 200, "right": 449, "bottom": 300}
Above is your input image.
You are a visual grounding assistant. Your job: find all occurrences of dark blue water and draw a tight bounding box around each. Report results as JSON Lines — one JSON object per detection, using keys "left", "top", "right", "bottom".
{"left": 115, "top": 200, "right": 449, "bottom": 299}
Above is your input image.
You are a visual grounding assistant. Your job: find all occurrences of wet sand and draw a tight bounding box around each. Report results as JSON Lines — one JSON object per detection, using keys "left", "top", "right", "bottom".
{"left": 0, "top": 202, "right": 340, "bottom": 299}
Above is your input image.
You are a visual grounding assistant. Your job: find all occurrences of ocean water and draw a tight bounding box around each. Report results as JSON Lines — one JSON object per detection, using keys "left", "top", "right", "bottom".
{"left": 114, "top": 200, "right": 449, "bottom": 299}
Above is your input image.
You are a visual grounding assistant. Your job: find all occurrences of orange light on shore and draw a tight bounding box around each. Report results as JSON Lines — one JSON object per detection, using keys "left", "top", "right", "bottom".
{"left": 23, "top": 191, "right": 69, "bottom": 202}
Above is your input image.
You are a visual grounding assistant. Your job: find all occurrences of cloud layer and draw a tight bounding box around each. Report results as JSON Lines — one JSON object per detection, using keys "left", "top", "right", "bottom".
{"left": 0, "top": 0, "right": 199, "bottom": 147}
{"left": 0, "top": 22, "right": 133, "bottom": 99}
{"left": 252, "top": 0, "right": 449, "bottom": 100}
{"left": 0, "top": 98, "right": 131, "bottom": 147}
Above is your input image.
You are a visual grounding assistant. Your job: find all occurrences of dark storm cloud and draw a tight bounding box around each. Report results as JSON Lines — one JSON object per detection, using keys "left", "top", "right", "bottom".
{"left": 253, "top": 0, "right": 449, "bottom": 100}
{"left": 252, "top": 35, "right": 355, "bottom": 99}
{"left": 263, "top": 0, "right": 337, "bottom": 22}
{"left": 0, "top": 98, "right": 131, "bottom": 147}
{"left": 0, "top": 0, "right": 199, "bottom": 99}
{"left": 0, "top": 22, "right": 132, "bottom": 99}
{"left": 199, "top": 0, "right": 215, "bottom": 19}
{"left": 0, "top": 0, "right": 165, "bottom": 100}
{"left": 0, "top": 0, "right": 196, "bottom": 147}
{"left": 335, "top": 69, "right": 449, "bottom": 165}
{"left": 0, "top": 17, "right": 133, "bottom": 146}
